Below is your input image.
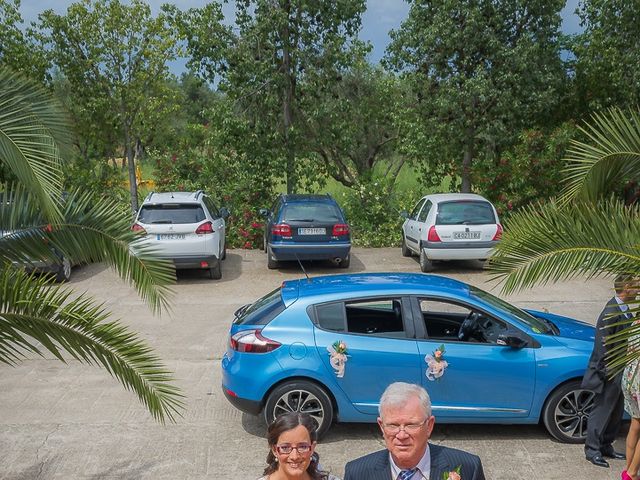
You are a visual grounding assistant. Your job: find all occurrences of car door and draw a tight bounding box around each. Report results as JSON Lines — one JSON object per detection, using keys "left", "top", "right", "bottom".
{"left": 404, "top": 198, "right": 427, "bottom": 253}
{"left": 312, "top": 297, "right": 422, "bottom": 416}
{"left": 203, "top": 196, "right": 225, "bottom": 253}
{"left": 415, "top": 200, "right": 433, "bottom": 246}
{"left": 412, "top": 296, "right": 536, "bottom": 420}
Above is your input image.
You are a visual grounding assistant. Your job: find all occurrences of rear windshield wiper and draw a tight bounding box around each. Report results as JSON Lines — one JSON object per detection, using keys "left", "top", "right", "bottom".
{"left": 234, "top": 303, "right": 251, "bottom": 319}
{"left": 287, "top": 218, "right": 315, "bottom": 222}
{"left": 150, "top": 220, "right": 173, "bottom": 224}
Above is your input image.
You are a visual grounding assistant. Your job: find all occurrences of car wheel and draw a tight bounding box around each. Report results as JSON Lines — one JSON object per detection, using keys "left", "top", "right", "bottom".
{"left": 338, "top": 254, "right": 350, "bottom": 269}
{"left": 401, "top": 237, "right": 412, "bottom": 257}
{"left": 267, "top": 248, "right": 279, "bottom": 270}
{"left": 54, "top": 257, "right": 72, "bottom": 283}
{"left": 263, "top": 236, "right": 268, "bottom": 253}
{"left": 264, "top": 380, "right": 334, "bottom": 439}
{"left": 419, "top": 248, "right": 434, "bottom": 272}
{"left": 220, "top": 241, "right": 227, "bottom": 261}
{"left": 209, "top": 260, "right": 222, "bottom": 280}
{"left": 542, "top": 380, "right": 595, "bottom": 443}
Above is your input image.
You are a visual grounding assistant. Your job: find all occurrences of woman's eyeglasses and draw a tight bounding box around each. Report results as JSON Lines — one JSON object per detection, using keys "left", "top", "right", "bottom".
{"left": 275, "top": 443, "right": 312, "bottom": 455}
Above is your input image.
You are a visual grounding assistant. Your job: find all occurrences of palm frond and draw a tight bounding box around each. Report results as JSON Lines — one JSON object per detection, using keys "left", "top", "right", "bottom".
{"left": 489, "top": 198, "right": 640, "bottom": 294}
{"left": 0, "top": 186, "right": 175, "bottom": 314}
{"left": 0, "top": 268, "right": 184, "bottom": 423}
{"left": 561, "top": 108, "right": 640, "bottom": 203}
{"left": 0, "top": 67, "right": 74, "bottom": 219}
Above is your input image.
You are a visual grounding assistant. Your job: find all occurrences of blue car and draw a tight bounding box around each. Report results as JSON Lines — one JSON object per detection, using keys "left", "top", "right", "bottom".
{"left": 222, "top": 273, "right": 596, "bottom": 443}
{"left": 260, "top": 194, "right": 351, "bottom": 269}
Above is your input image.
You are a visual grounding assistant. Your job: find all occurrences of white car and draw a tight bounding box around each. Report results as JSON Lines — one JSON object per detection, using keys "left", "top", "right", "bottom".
{"left": 131, "top": 191, "right": 229, "bottom": 279}
{"left": 401, "top": 193, "right": 502, "bottom": 272}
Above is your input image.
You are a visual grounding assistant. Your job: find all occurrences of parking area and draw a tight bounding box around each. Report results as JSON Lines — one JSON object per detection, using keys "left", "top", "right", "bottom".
{"left": 0, "top": 248, "right": 625, "bottom": 479}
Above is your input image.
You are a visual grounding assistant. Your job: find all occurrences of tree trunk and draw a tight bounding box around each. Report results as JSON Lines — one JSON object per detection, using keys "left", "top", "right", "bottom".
{"left": 461, "top": 127, "right": 474, "bottom": 193}
{"left": 124, "top": 124, "right": 139, "bottom": 214}
{"left": 282, "top": 1, "right": 296, "bottom": 194}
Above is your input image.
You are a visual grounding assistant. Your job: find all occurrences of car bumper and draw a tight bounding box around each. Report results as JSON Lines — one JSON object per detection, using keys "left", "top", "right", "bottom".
{"left": 222, "top": 386, "right": 262, "bottom": 415}
{"left": 269, "top": 243, "right": 351, "bottom": 261}
{"left": 423, "top": 241, "right": 498, "bottom": 260}
{"left": 170, "top": 254, "right": 219, "bottom": 269}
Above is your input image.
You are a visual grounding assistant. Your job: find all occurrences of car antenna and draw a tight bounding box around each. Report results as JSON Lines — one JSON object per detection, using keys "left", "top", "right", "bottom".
{"left": 294, "top": 253, "right": 310, "bottom": 282}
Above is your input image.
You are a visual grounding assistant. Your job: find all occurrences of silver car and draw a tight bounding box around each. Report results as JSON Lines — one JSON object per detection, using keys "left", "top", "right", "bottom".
{"left": 401, "top": 193, "right": 502, "bottom": 272}
{"left": 131, "top": 191, "right": 229, "bottom": 279}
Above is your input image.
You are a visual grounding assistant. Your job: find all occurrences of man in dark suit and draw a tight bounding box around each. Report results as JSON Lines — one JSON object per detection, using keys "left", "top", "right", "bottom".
{"left": 344, "top": 382, "right": 485, "bottom": 480}
{"left": 582, "top": 274, "right": 639, "bottom": 468}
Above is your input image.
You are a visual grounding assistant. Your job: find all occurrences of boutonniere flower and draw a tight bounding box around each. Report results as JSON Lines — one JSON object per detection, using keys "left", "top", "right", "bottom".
{"left": 327, "top": 340, "right": 348, "bottom": 378}
{"left": 425, "top": 344, "right": 448, "bottom": 381}
{"left": 442, "top": 465, "right": 461, "bottom": 480}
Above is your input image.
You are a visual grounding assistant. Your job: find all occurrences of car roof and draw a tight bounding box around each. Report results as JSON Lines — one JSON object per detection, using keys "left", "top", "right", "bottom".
{"left": 281, "top": 272, "right": 470, "bottom": 304}
{"left": 422, "top": 193, "right": 492, "bottom": 204}
{"left": 279, "top": 194, "right": 336, "bottom": 204}
{"left": 142, "top": 191, "right": 204, "bottom": 204}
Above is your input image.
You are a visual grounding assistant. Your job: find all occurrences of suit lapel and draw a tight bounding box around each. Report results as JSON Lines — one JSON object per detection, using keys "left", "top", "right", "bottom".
{"left": 429, "top": 444, "right": 452, "bottom": 480}
{"left": 371, "top": 450, "right": 393, "bottom": 480}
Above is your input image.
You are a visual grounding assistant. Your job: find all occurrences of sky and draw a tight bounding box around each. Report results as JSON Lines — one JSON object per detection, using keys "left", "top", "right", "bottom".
{"left": 20, "top": 0, "right": 583, "bottom": 67}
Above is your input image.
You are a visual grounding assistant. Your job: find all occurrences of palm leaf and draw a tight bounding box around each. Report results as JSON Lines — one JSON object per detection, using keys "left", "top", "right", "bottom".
{"left": 0, "top": 68, "right": 73, "bottom": 219}
{"left": 562, "top": 108, "right": 640, "bottom": 203}
{"left": 489, "top": 198, "right": 640, "bottom": 294}
{"left": 0, "top": 268, "right": 184, "bottom": 423}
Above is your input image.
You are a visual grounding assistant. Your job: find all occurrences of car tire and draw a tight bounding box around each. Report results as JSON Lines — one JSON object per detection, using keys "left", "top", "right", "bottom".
{"left": 263, "top": 236, "right": 268, "bottom": 253}
{"left": 209, "top": 260, "right": 222, "bottom": 280}
{"left": 419, "top": 248, "right": 434, "bottom": 272}
{"left": 338, "top": 254, "right": 350, "bottom": 269}
{"left": 220, "top": 241, "right": 227, "bottom": 261}
{"left": 54, "top": 257, "right": 72, "bottom": 283}
{"left": 401, "top": 237, "right": 412, "bottom": 257}
{"left": 542, "top": 380, "right": 595, "bottom": 443}
{"left": 264, "top": 380, "right": 334, "bottom": 439}
{"left": 267, "top": 248, "right": 279, "bottom": 270}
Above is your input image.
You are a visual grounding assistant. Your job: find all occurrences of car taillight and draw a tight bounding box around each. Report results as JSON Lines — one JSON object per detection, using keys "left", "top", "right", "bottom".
{"left": 272, "top": 223, "right": 292, "bottom": 236}
{"left": 195, "top": 221, "right": 214, "bottom": 234}
{"left": 492, "top": 224, "right": 503, "bottom": 241}
{"left": 427, "top": 226, "right": 441, "bottom": 242}
{"left": 131, "top": 223, "right": 147, "bottom": 235}
{"left": 230, "top": 330, "right": 281, "bottom": 353}
{"left": 332, "top": 223, "right": 350, "bottom": 236}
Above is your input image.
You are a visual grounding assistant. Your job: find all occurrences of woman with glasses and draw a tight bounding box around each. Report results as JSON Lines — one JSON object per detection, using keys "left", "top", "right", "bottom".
{"left": 258, "top": 412, "right": 340, "bottom": 480}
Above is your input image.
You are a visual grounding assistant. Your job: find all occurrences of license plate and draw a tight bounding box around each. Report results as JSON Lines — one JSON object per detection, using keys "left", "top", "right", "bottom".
{"left": 298, "top": 228, "right": 326, "bottom": 235}
{"left": 453, "top": 231, "right": 481, "bottom": 240}
{"left": 157, "top": 234, "right": 185, "bottom": 240}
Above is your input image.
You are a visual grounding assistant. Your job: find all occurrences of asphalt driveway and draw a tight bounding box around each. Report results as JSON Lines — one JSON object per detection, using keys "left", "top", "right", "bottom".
{"left": 0, "top": 248, "right": 625, "bottom": 479}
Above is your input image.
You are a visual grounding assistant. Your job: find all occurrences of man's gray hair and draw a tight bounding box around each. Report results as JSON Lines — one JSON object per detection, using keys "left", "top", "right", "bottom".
{"left": 378, "top": 382, "right": 432, "bottom": 419}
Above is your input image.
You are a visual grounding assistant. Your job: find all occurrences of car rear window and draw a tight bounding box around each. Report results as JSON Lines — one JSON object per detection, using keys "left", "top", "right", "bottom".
{"left": 138, "top": 204, "right": 205, "bottom": 224}
{"left": 282, "top": 203, "right": 342, "bottom": 222}
{"left": 436, "top": 201, "right": 496, "bottom": 225}
{"left": 233, "top": 287, "right": 285, "bottom": 325}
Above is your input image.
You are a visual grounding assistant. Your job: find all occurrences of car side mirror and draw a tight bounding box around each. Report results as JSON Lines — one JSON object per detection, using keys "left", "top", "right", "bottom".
{"left": 497, "top": 333, "right": 528, "bottom": 349}
{"left": 259, "top": 208, "right": 271, "bottom": 218}
{"left": 399, "top": 210, "right": 409, "bottom": 219}
{"left": 220, "top": 207, "right": 230, "bottom": 219}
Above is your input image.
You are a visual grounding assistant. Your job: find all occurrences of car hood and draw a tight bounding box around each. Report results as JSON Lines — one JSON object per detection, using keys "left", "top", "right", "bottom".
{"left": 526, "top": 309, "right": 595, "bottom": 342}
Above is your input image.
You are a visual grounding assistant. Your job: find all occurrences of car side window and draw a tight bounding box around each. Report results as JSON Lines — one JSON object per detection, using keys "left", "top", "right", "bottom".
{"left": 417, "top": 200, "right": 432, "bottom": 223}
{"left": 315, "top": 298, "right": 406, "bottom": 338}
{"left": 203, "top": 197, "right": 220, "bottom": 219}
{"left": 419, "top": 298, "right": 508, "bottom": 344}
{"left": 409, "top": 198, "right": 427, "bottom": 220}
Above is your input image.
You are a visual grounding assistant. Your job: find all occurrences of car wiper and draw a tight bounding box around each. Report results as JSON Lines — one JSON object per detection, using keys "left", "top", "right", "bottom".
{"left": 288, "top": 218, "right": 315, "bottom": 222}
{"left": 234, "top": 303, "right": 251, "bottom": 319}
{"left": 150, "top": 220, "right": 173, "bottom": 224}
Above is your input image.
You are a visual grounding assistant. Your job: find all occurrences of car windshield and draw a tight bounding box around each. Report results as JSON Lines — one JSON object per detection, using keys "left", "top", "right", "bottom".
{"left": 436, "top": 201, "right": 496, "bottom": 225}
{"left": 234, "top": 287, "right": 285, "bottom": 325}
{"left": 469, "top": 285, "right": 553, "bottom": 334}
{"left": 282, "top": 203, "right": 342, "bottom": 222}
{"left": 138, "top": 204, "right": 205, "bottom": 224}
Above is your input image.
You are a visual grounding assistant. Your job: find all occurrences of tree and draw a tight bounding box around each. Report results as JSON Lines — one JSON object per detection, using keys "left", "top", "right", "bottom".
{"left": 39, "top": 0, "right": 181, "bottom": 212}
{"left": 571, "top": 0, "right": 640, "bottom": 112}
{"left": 385, "top": 0, "right": 565, "bottom": 192}
{"left": 177, "top": 0, "right": 368, "bottom": 193}
{"left": 0, "top": 67, "right": 183, "bottom": 422}
{"left": 489, "top": 107, "right": 640, "bottom": 371}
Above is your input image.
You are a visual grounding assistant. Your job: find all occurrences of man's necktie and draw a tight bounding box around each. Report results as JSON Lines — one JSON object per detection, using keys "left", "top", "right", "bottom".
{"left": 398, "top": 468, "right": 418, "bottom": 480}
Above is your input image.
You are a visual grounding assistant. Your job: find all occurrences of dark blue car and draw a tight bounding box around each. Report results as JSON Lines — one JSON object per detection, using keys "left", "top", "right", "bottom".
{"left": 260, "top": 194, "right": 351, "bottom": 269}
{"left": 222, "top": 272, "right": 596, "bottom": 443}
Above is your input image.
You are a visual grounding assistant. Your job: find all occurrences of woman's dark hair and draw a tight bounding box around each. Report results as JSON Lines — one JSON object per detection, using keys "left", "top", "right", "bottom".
{"left": 263, "top": 412, "right": 329, "bottom": 479}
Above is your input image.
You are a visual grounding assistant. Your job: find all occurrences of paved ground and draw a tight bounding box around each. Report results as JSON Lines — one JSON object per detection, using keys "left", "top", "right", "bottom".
{"left": 0, "top": 248, "right": 628, "bottom": 479}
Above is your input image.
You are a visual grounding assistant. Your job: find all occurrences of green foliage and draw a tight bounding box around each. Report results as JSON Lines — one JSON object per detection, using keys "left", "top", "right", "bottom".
{"left": 386, "top": 0, "right": 565, "bottom": 192}
{"left": 62, "top": 157, "right": 130, "bottom": 206}
{"left": 338, "top": 180, "right": 419, "bottom": 247}
{"left": 473, "top": 123, "right": 576, "bottom": 219}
